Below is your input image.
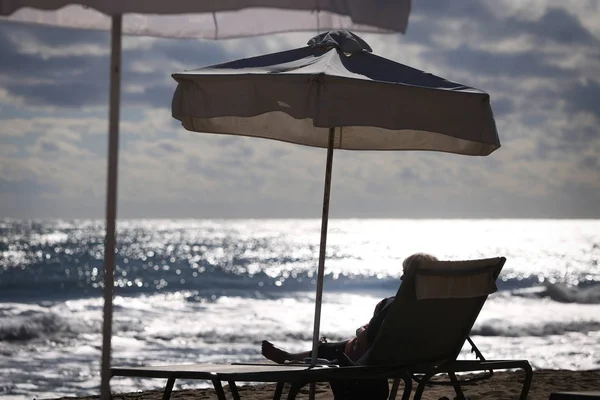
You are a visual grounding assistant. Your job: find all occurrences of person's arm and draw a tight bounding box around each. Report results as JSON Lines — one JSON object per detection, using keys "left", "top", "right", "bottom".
{"left": 355, "top": 324, "right": 368, "bottom": 336}
{"left": 366, "top": 297, "right": 394, "bottom": 344}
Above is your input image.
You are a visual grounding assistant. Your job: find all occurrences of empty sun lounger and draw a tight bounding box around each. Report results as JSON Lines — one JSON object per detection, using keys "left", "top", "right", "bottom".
{"left": 110, "top": 257, "right": 532, "bottom": 400}
{"left": 111, "top": 363, "right": 412, "bottom": 400}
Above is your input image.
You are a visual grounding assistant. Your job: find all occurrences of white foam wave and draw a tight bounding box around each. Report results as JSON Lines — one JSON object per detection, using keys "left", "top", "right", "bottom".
{"left": 472, "top": 319, "right": 600, "bottom": 337}
{"left": 0, "top": 304, "right": 97, "bottom": 342}
{"left": 542, "top": 283, "right": 600, "bottom": 304}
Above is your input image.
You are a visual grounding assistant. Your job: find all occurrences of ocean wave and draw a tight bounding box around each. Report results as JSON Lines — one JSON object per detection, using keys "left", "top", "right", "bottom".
{"left": 540, "top": 283, "right": 600, "bottom": 304}
{"left": 0, "top": 311, "right": 92, "bottom": 342}
{"left": 3, "top": 267, "right": 600, "bottom": 305}
{"left": 141, "top": 328, "right": 350, "bottom": 345}
{"left": 123, "top": 319, "right": 600, "bottom": 342}
{"left": 472, "top": 319, "right": 600, "bottom": 337}
{"left": 2, "top": 219, "right": 599, "bottom": 302}
{"left": 510, "top": 283, "right": 600, "bottom": 304}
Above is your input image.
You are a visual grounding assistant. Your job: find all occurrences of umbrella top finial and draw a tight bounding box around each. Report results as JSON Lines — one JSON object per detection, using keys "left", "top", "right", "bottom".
{"left": 307, "top": 30, "right": 373, "bottom": 54}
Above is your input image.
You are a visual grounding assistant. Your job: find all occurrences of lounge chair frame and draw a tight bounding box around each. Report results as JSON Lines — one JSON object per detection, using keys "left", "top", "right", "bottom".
{"left": 110, "top": 363, "right": 413, "bottom": 400}
{"left": 110, "top": 358, "right": 532, "bottom": 400}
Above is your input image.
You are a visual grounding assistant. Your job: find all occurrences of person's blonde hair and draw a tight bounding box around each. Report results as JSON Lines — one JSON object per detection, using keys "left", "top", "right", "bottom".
{"left": 402, "top": 252, "right": 439, "bottom": 274}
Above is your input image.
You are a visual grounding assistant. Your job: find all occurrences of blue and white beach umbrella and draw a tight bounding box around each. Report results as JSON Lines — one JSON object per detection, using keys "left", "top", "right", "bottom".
{"left": 172, "top": 30, "right": 501, "bottom": 369}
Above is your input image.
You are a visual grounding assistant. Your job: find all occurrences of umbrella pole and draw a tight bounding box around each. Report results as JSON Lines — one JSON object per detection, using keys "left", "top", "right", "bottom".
{"left": 100, "top": 14, "right": 122, "bottom": 400}
{"left": 309, "top": 127, "right": 335, "bottom": 398}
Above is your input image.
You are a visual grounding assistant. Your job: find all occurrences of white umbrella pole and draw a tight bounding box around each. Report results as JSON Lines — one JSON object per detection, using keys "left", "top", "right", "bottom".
{"left": 100, "top": 14, "right": 122, "bottom": 400}
{"left": 309, "top": 127, "right": 335, "bottom": 398}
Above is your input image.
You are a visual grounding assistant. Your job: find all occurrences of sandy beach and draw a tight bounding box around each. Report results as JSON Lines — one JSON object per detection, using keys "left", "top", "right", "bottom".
{"left": 55, "top": 370, "right": 600, "bottom": 400}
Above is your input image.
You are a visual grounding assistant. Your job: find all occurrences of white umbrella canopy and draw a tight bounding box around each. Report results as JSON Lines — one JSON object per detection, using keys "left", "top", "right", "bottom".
{"left": 0, "top": 0, "right": 411, "bottom": 38}
{"left": 172, "top": 30, "right": 500, "bottom": 369}
{"left": 0, "top": 3, "right": 411, "bottom": 399}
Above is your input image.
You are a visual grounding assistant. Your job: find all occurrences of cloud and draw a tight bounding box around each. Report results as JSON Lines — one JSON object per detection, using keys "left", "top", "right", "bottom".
{"left": 4, "top": 81, "right": 108, "bottom": 107}
{"left": 406, "top": 1, "right": 600, "bottom": 87}
{"left": 0, "top": 178, "right": 58, "bottom": 194}
{"left": 0, "top": 116, "right": 105, "bottom": 138}
{"left": 0, "top": 23, "right": 230, "bottom": 109}
{"left": 438, "top": 46, "right": 566, "bottom": 78}
{"left": 492, "top": 0, "right": 600, "bottom": 39}
{"left": 413, "top": 1, "right": 598, "bottom": 45}
{"left": 491, "top": 97, "right": 515, "bottom": 117}
{"left": 565, "top": 80, "right": 600, "bottom": 117}
{"left": 527, "top": 8, "right": 596, "bottom": 44}
{"left": 0, "top": 2, "right": 599, "bottom": 219}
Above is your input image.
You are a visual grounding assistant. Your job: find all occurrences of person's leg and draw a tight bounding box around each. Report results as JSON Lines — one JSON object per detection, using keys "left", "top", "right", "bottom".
{"left": 261, "top": 340, "right": 347, "bottom": 364}
{"left": 261, "top": 340, "right": 309, "bottom": 364}
{"left": 315, "top": 341, "right": 347, "bottom": 361}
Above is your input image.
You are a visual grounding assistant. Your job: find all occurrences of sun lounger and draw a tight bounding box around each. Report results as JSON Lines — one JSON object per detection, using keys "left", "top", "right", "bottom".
{"left": 110, "top": 363, "right": 412, "bottom": 400}
{"left": 110, "top": 257, "right": 532, "bottom": 400}
{"left": 359, "top": 256, "right": 532, "bottom": 400}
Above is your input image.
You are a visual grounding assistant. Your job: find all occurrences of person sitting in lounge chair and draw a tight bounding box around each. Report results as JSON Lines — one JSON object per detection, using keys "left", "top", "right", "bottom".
{"left": 261, "top": 252, "right": 439, "bottom": 364}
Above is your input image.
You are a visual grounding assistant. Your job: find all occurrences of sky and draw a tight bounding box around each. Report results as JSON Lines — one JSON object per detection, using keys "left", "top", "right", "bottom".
{"left": 0, "top": 0, "right": 599, "bottom": 219}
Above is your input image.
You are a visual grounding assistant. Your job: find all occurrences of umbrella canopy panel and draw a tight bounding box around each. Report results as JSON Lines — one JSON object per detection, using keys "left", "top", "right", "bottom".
{"left": 0, "top": 0, "right": 411, "bottom": 38}
{"left": 172, "top": 31, "right": 500, "bottom": 156}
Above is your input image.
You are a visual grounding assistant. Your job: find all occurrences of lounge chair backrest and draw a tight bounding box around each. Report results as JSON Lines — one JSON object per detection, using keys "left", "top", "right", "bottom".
{"left": 359, "top": 257, "right": 505, "bottom": 367}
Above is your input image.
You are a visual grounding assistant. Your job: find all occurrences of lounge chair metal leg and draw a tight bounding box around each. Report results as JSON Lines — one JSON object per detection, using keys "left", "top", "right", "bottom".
{"left": 400, "top": 373, "right": 413, "bottom": 400}
{"left": 413, "top": 372, "right": 435, "bottom": 400}
{"left": 389, "top": 378, "right": 401, "bottom": 400}
{"left": 448, "top": 372, "right": 466, "bottom": 400}
{"left": 212, "top": 379, "right": 227, "bottom": 400}
{"left": 162, "top": 377, "right": 176, "bottom": 400}
{"left": 228, "top": 380, "right": 241, "bottom": 400}
{"left": 273, "top": 382, "right": 285, "bottom": 400}
{"left": 286, "top": 382, "right": 304, "bottom": 400}
{"left": 389, "top": 373, "right": 412, "bottom": 400}
{"left": 520, "top": 362, "right": 533, "bottom": 400}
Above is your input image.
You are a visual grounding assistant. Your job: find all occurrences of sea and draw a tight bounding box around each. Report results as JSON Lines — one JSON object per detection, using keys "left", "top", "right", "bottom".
{"left": 1, "top": 218, "right": 599, "bottom": 399}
